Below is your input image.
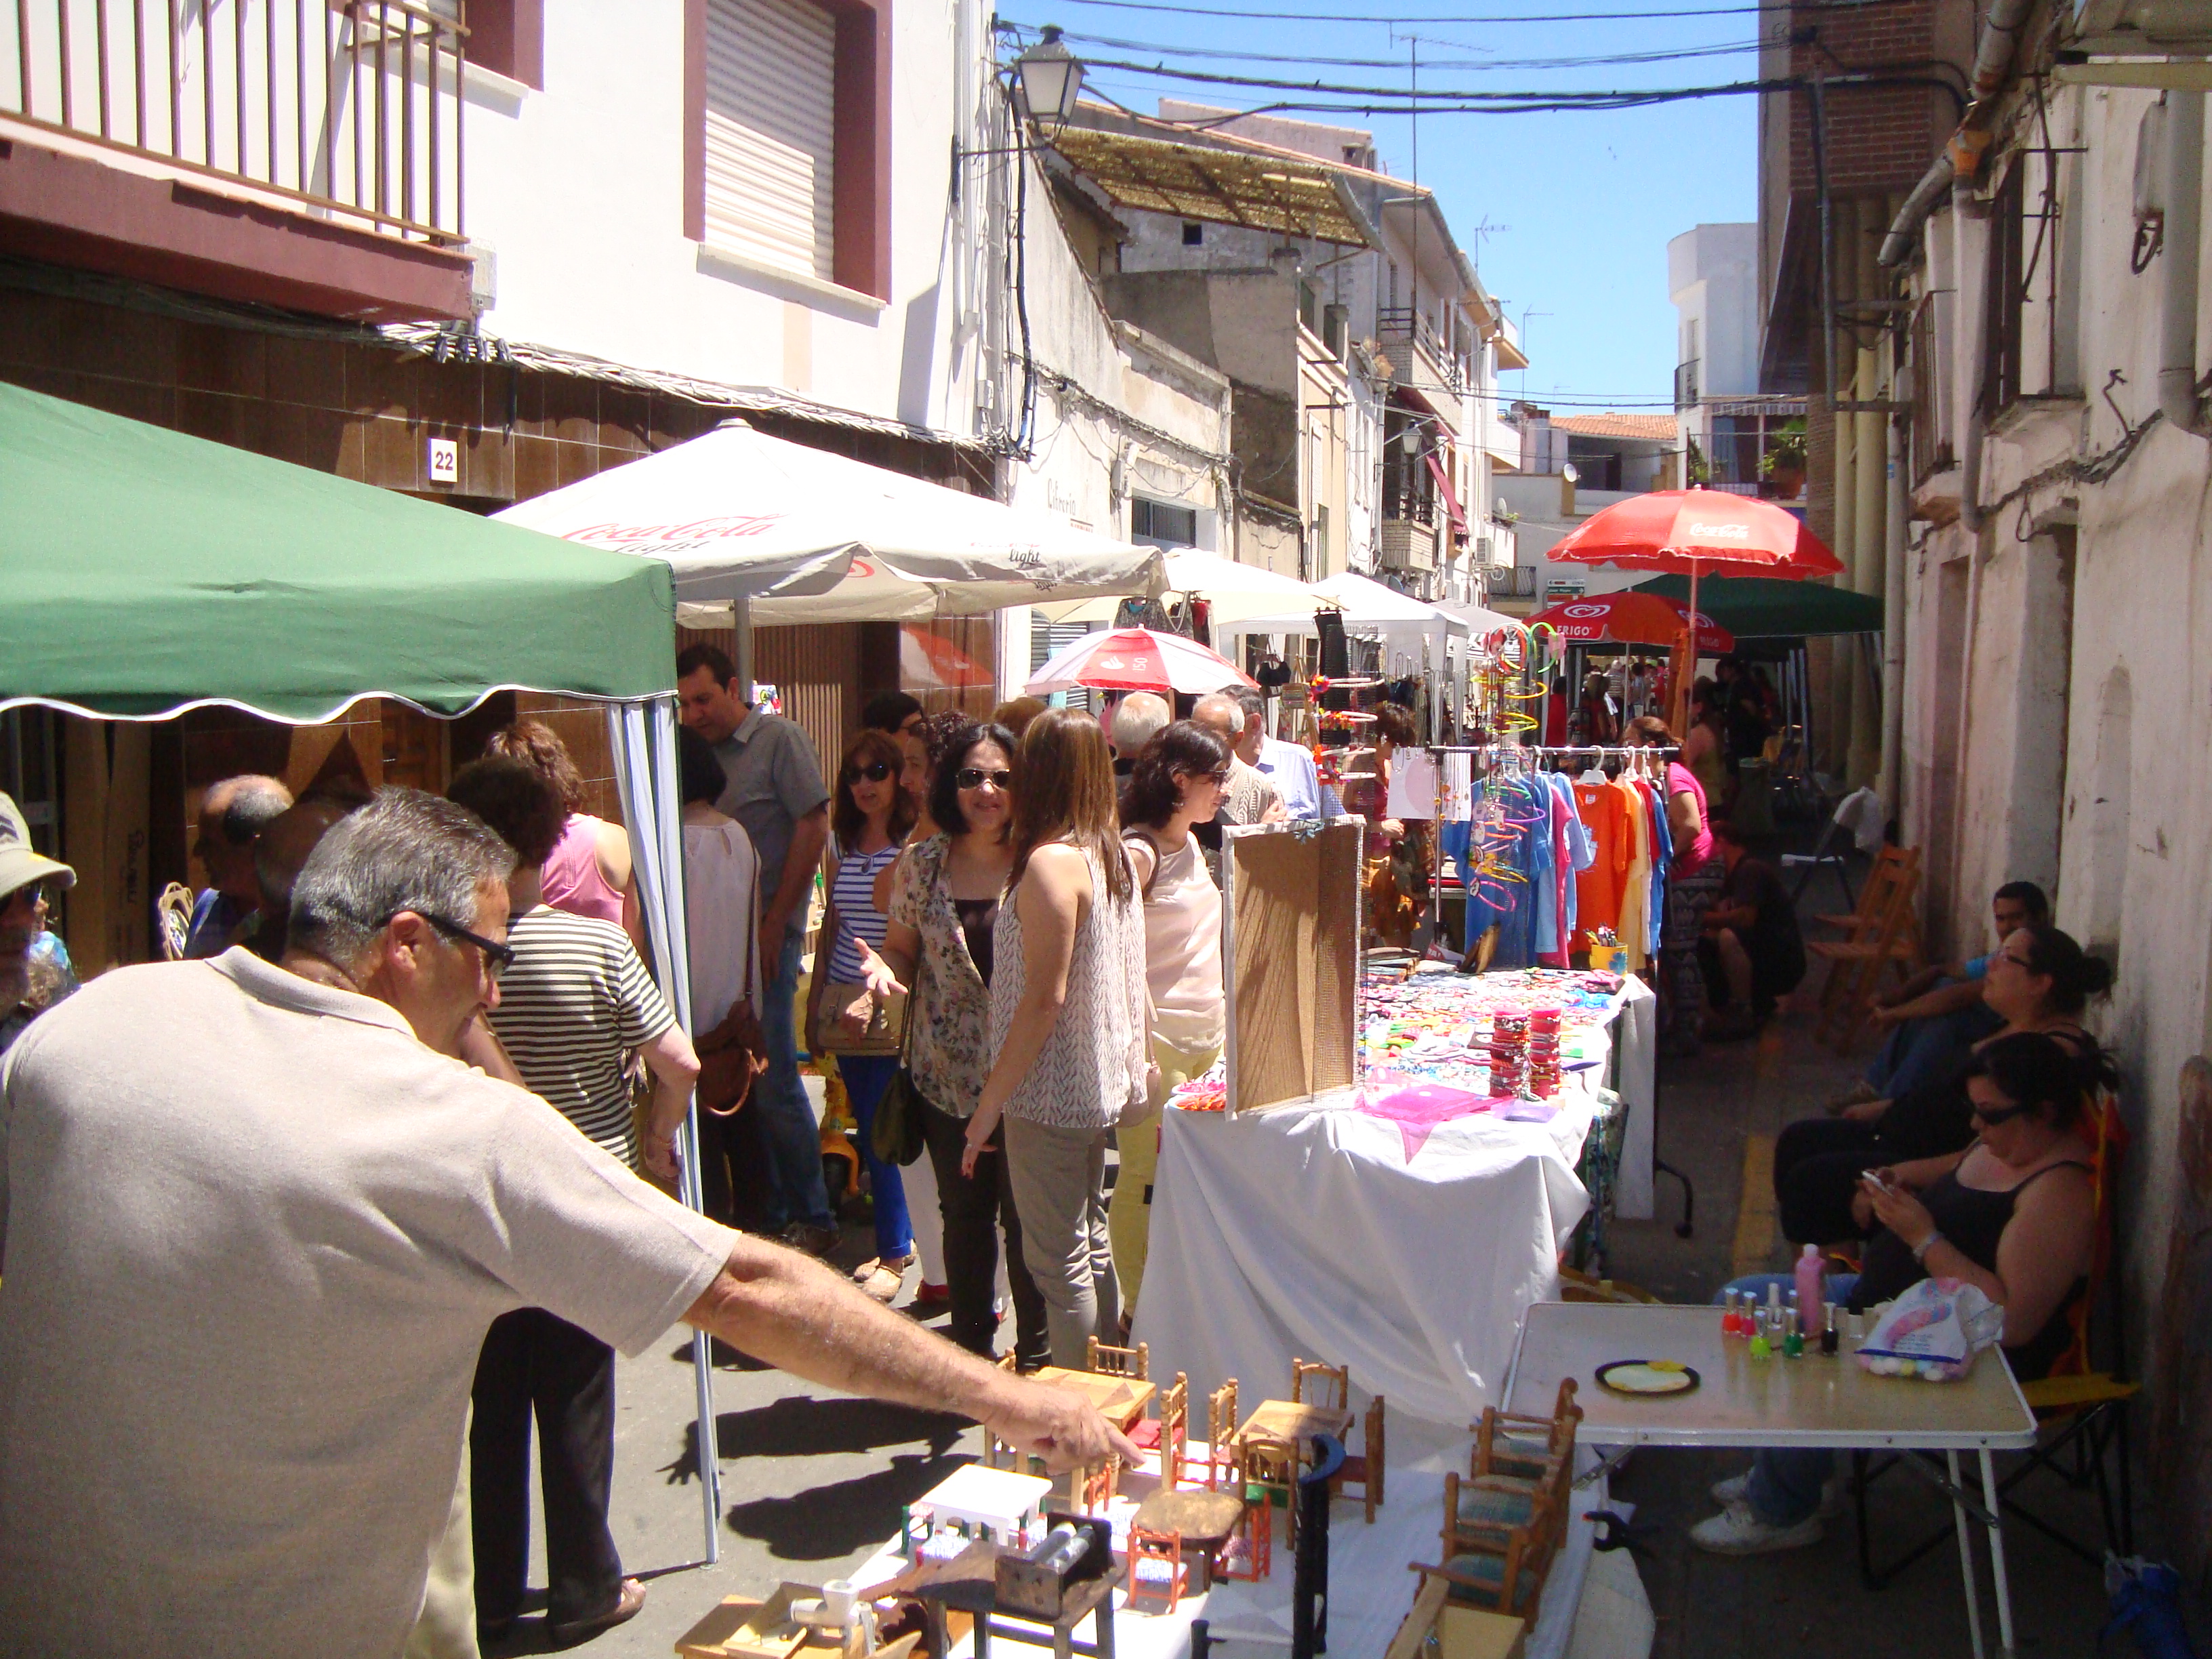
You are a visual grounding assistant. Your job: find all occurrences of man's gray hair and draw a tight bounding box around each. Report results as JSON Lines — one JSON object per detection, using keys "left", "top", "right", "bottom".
{"left": 1191, "top": 693, "right": 1244, "bottom": 735}
{"left": 1111, "top": 691, "right": 1173, "bottom": 753}
{"left": 1229, "top": 685, "right": 1265, "bottom": 720}
{"left": 287, "top": 787, "right": 514, "bottom": 966}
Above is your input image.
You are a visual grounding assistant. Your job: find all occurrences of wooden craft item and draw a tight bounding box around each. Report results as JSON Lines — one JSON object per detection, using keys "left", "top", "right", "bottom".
{"left": 1223, "top": 820, "right": 1363, "bottom": 1115}
{"left": 673, "top": 1584, "right": 812, "bottom": 1659}
{"left": 994, "top": 1513, "right": 1112, "bottom": 1621}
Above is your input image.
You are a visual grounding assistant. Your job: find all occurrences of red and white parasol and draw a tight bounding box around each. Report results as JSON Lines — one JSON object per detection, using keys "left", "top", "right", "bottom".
{"left": 1024, "top": 628, "right": 1256, "bottom": 696}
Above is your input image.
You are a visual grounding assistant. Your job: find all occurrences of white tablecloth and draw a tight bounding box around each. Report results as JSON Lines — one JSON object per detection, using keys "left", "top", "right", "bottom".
{"left": 1607, "top": 974, "right": 1658, "bottom": 1219}
{"left": 1134, "top": 1089, "right": 1595, "bottom": 1431}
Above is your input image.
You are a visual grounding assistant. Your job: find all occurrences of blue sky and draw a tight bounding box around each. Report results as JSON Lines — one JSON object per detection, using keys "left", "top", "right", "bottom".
{"left": 998, "top": 3, "right": 1764, "bottom": 410}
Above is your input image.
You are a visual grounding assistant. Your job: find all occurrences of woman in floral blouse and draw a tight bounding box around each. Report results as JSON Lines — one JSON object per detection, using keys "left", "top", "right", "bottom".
{"left": 861, "top": 721, "right": 1048, "bottom": 1367}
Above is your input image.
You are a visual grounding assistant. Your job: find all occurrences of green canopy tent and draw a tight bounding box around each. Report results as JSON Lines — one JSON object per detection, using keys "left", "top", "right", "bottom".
{"left": 1627, "top": 573, "right": 1883, "bottom": 639}
{"left": 0, "top": 380, "right": 742, "bottom": 1559}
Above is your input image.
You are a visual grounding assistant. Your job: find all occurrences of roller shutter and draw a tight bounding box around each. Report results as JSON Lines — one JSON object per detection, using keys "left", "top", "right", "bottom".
{"left": 702, "top": 0, "right": 836, "bottom": 282}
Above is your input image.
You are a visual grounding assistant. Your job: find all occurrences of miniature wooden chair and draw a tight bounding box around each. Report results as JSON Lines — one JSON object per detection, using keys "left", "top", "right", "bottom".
{"left": 1238, "top": 1433, "right": 1301, "bottom": 1550}
{"left": 1215, "top": 1484, "right": 1274, "bottom": 1582}
{"left": 1204, "top": 1378, "right": 1240, "bottom": 1491}
{"left": 1086, "top": 1336, "right": 1149, "bottom": 1380}
{"left": 1332, "top": 1394, "right": 1387, "bottom": 1522}
{"left": 1290, "top": 1356, "right": 1350, "bottom": 1414}
{"left": 1126, "top": 1526, "right": 1189, "bottom": 1614}
{"left": 1128, "top": 1372, "right": 1189, "bottom": 1489}
{"left": 1443, "top": 1468, "right": 1563, "bottom": 1560}
{"left": 1471, "top": 1378, "right": 1580, "bottom": 1483}
{"left": 1078, "top": 1454, "right": 1120, "bottom": 1515}
{"left": 1410, "top": 1523, "right": 1551, "bottom": 1622}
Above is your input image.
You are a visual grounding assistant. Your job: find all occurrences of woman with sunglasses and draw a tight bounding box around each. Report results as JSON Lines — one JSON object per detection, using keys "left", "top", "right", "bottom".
{"left": 1109, "top": 720, "right": 1231, "bottom": 1316}
{"left": 808, "top": 730, "right": 920, "bottom": 1301}
{"left": 446, "top": 757, "right": 700, "bottom": 1643}
{"left": 1773, "top": 922, "right": 2112, "bottom": 1247}
{"left": 962, "top": 709, "right": 1150, "bottom": 1368}
{"left": 858, "top": 722, "right": 1049, "bottom": 1366}
{"left": 1696, "top": 1031, "right": 2112, "bottom": 1554}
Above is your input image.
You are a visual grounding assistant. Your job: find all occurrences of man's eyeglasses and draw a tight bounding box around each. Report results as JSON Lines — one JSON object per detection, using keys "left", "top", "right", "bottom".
{"left": 403, "top": 911, "right": 517, "bottom": 977}
{"left": 3, "top": 882, "right": 46, "bottom": 915}
{"left": 956, "top": 767, "right": 1014, "bottom": 790}
{"left": 844, "top": 761, "right": 895, "bottom": 784}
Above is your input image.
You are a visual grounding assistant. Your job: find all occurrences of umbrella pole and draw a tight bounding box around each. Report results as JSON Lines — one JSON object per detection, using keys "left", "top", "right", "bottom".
{"left": 1677, "top": 558, "right": 1702, "bottom": 734}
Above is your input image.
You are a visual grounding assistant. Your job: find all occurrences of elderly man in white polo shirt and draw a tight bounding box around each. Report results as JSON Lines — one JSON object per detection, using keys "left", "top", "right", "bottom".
{"left": 0, "top": 788, "right": 1134, "bottom": 1659}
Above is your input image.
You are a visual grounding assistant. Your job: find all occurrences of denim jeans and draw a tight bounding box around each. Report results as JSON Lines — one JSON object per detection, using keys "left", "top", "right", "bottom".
{"left": 836, "top": 1054, "right": 912, "bottom": 1259}
{"left": 758, "top": 930, "right": 833, "bottom": 1232}
{"left": 1715, "top": 1272, "right": 1861, "bottom": 1525}
{"left": 1864, "top": 996, "right": 2003, "bottom": 1097}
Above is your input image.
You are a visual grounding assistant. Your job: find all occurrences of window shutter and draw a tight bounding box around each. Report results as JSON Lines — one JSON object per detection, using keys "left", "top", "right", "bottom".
{"left": 702, "top": 0, "right": 836, "bottom": 283}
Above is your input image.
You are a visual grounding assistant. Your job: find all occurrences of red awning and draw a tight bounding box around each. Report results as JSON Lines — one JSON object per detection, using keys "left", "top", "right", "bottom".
{"left": 1425, "top": 451, "right": 1467, "bottom": 539}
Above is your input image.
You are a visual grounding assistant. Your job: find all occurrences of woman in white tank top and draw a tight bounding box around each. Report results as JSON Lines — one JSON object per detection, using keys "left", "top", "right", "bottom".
{"left": 965, "top": 710, "right": 1149, "bottom": 1367}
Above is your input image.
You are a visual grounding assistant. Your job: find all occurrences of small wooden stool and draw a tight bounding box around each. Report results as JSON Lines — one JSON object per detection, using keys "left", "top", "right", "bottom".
{"left": 1130, "top": 1488, "right": 1246, "bottom": 1588}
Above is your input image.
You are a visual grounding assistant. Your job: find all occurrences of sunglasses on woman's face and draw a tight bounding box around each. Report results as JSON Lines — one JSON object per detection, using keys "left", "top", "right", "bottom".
{"left": 844, "top": 761, "right": 895, "bottom": 784}
{"left": 956, "top": 767, "right": 1014, "bottom": 790}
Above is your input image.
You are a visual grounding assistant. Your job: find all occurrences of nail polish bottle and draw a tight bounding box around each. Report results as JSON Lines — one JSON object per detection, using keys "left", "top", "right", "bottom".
{"left": 1820, "top": 1301, "right": 1841, "bottom": 1356}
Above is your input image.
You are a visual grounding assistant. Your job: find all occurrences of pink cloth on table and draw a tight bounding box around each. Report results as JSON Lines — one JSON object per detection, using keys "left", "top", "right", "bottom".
{"left": 1358, "top": 1078, "right": 1507, "bottom": 1160}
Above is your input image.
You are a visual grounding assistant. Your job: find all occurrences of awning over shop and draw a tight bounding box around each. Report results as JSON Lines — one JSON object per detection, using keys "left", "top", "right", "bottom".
{"left": 0, "top": 381, "right": 676, "bottom": 722}
{"left": 1629, "top": 573, "right": 1884, "bottom": 638}
{"left": 1046, "top": 126, "right": 1376, "bottom": 247}
{"left": 1034, "top": 548, "right": 1341, "bottom": 627}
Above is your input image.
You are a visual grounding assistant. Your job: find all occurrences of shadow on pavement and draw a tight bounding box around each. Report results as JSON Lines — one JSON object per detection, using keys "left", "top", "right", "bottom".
{"left": 722, "top": 1450, "right": 973, "bottom": 1559}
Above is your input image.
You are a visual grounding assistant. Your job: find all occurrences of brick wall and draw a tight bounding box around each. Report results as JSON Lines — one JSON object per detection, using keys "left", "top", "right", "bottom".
{"left": 1785, "top": 0, "right": 1959, "bottom": 199}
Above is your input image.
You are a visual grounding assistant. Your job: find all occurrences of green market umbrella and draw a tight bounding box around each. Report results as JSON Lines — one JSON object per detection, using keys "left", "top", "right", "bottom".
{"left": 1629, "top": 573, "right": 1883, "bottom": 639}
{"left": 0, "top": 380, "right": 674, "bottom": 721}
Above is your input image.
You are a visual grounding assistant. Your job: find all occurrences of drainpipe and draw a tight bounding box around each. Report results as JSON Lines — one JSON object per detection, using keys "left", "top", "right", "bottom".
{"left": 2158, "top": 89, "right": 2210, "bottom": 437}
{"left": 1879, "top": 413, "right": 1908, "bottom": 818}
{"left": 1877, "top": 0, "right": 2033, "bottom": 270}
{"left": 1957, "top": 176, "right": 1991, "bottom": 533}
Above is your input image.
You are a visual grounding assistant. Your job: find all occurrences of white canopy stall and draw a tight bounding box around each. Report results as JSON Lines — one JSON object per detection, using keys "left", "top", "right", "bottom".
{"left": 1234, "top": 571, "right": 1473, "bottom": 733}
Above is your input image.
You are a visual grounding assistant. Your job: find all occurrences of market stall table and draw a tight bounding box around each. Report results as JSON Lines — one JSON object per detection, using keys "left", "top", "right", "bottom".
{"left": 1502, "top": 1301, "right": 2036, "bottom": 1659}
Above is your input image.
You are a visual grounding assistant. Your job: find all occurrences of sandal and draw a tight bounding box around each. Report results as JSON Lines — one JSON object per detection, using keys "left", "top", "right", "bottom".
{"left": 855, "top": 1253, "right": 914, "bottom": 1303}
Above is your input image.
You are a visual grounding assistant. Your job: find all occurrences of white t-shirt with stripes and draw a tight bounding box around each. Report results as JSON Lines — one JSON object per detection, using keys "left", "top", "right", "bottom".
{"left": 487, "top": 906, "right": 674, "bottom": 1163}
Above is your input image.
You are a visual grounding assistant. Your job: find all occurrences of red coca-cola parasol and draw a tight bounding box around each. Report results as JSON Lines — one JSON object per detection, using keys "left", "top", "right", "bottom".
{"left": 1530, "top": 592, "right": 1734, "bottom": 654}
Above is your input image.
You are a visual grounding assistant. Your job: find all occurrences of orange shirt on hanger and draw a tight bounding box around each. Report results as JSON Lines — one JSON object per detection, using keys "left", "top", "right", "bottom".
{"left": 1571, "top": 778, "right": 1632, "bottom": 954}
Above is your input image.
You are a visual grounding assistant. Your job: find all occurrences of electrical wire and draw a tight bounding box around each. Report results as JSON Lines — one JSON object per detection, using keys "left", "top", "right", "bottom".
{"left": 1031, "top": 28, "right": 1774, "bottom": 71}
{"left": 1073, "top": 56, "right": 1777, "bottom": 104}
{"left": 1030, "top": 0, "right": 1902, "bottom": 22}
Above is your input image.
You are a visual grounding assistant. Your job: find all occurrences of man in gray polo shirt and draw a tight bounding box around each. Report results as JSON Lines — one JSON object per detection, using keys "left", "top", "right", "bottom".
{"left": 676, "top": 644, "right": 838, "bottom": 1250}
{"left": 0, "top": 790, "right": 1133, "bottom": 1658}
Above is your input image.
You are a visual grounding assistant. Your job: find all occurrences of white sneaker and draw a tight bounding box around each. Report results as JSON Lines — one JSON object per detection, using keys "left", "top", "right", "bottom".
{"left": 1708, "top": 1468, "right": 1847, "bottom": 1516}
{"left": 1688, "top": 1500, "right": 1825, "bottom": 1555}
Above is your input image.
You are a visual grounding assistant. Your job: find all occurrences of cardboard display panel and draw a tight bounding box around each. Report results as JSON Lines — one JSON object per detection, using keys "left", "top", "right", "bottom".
{"left": 1223, "top": 819, "right": 1364, "bottom": 1115}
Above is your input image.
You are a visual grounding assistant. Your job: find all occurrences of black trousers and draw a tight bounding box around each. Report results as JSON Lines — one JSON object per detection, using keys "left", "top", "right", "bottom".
{"left": 1772, "top": 1116, "right": 1883, "bottom": 1246}
{"left": 470, "top": 1308, "right": 623, "bottom": 1629}
{"left": 919, "top": 1095, "right": 1050, "bottom": 1369}
{"left": 694, "top": 1102, "right": 777, "bottom": 1235}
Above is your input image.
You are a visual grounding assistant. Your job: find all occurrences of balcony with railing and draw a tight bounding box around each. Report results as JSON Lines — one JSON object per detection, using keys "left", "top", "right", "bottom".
{"left": 1674, "top": 357, "right": 1700, "bottom": 409}
{"left": 1379, "top": 451, "right": 1439, "bottom": 571}
{"left": 1377, "top": 306, "right": 1465, "bottom": 398}
{"left": 1, "top": 0, "right": 476, "bottom": 321}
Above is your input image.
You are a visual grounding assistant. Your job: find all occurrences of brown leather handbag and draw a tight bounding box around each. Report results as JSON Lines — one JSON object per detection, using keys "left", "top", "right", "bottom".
{"left": 695, "top": 947, "right": 769, "bottom": 1117}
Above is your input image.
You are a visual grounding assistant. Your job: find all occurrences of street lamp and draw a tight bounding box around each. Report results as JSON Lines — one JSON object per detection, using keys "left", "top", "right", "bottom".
{"left": 1013, "top": 26, "right": 1084, "bottom": 135}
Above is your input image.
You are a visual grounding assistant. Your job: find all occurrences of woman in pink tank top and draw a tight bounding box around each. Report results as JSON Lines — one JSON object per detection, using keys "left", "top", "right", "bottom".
{"left": 486, "top": 720, "right": 636, "bottom": 933}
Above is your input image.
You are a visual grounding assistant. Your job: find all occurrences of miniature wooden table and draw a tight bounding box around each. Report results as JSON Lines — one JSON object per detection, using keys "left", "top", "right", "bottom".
{"left": 1128, "top": 1488, "right": 1246, "bottom": 1589}
{"left": 1034, "top": 1367, "right": 1155, "bottom": 1433}
{"left": 1235, "top": 1398, "right": 1355, "bottom": 1452}
{"left": 911, "top": 1465, "right": 1053, "bottom": 1544}
{"left": 1502, "top": 1300, "right": 2036, "bottom": 1659}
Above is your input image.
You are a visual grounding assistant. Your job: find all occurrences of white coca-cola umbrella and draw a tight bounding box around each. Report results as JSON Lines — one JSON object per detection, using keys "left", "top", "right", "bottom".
{"left": 495, "top": 420, "right": 1163, "bottom": 623}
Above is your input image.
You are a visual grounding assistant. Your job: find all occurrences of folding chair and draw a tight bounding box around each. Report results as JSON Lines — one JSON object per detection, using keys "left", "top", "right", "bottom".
{"left": 1782, "top": 787, "right": 1872, "bottom": 907}
{"left": 1853, "top": 1092, "right": 2137, "bottom": 1584}
{"left": 1809, "top": 846, "right": 1922, "bottom": 1052}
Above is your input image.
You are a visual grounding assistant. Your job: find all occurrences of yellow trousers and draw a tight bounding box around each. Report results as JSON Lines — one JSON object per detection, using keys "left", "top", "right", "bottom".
{"left": 1107, "top": 1036, "right": 1220, "bottom": 1316}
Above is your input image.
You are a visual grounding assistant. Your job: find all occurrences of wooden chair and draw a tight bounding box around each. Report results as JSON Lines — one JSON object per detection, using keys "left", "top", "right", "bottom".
{"left": 1238, "top": 1433, "right": 1301, "bottom": 1550}
{"left": 1809, "top": 846, "right": 1923, "bottom": 1051}
{"left": 1408, "top": 1522, "right": 1551, "bottom": 1624}
{"left": 1471, "top": 1378, "right": 1580, "bottom": 1484}
{"left": 1078, "top": 1454, "right": 1120, "bottom": 1515}
{"left": 1290, "top": 1356, "right": 1349, "bottom": 1414}
{"left": 1128, "top": 1372, "right": 1189, "bottom": 1490}
{"left": 1332, "top": 1395, "right": 1386, "bottom": 1522}
{"left": 1854, "top": 1090, "right": 2139, "bottom": 1582}
{"left": 1216, "top": 1483, "right": 1274, "bottom": 1581}
{"left": 1126, "top": 1526, "right": 1189, "bottom": 1614}
{"left": 1086, "top": 1336, "right": 1149, "bottom": 1380}
{"left": 1204, "top": 1379, "right": 1240, "bottom": 1492}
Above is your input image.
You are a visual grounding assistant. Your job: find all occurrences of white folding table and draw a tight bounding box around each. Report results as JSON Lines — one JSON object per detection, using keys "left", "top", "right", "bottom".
{"left": 1502, "top": 1301, "right": 2038, "bottom": 1659}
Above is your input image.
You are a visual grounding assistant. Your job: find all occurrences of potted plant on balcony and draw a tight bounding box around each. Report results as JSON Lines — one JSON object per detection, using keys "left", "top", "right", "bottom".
{"left": 1759, "top": 419, "right": 1808, "bottom": 499}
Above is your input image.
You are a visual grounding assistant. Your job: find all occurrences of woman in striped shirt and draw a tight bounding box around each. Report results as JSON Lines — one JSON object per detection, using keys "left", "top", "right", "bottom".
{"left": 808, "top": 729, "right": 919, "bottom": 1301}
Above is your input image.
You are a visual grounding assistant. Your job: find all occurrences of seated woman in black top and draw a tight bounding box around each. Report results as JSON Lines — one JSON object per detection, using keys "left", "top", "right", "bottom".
{"left": 1692, "top": 1032, "right": 2113, "bottom": 1555}
{"left": 1774, "top": 923, "right": 2112, "bottom": 1245}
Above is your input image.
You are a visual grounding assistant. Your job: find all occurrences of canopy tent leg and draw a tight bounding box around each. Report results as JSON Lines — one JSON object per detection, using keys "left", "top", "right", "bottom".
{"left": 608, "top": 698, "right": 722, "bottom": 1565}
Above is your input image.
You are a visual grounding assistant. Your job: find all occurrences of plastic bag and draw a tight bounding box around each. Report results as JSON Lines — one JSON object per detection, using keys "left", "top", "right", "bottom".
{"left": 1854, "top": 1277, "right": 2005, "bottom": 1382}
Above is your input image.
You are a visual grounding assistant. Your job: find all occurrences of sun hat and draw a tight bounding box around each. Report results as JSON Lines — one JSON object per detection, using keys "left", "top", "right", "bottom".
{"left": 0, "top": 792, "right": 75, "bottom": 901}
